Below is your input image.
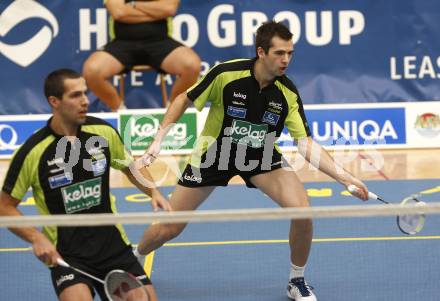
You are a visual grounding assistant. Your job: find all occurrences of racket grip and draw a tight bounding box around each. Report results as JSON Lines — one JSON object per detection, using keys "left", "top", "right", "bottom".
{"left": 347, "top": 185, "right": 379, "bottom": 200}
{"left": 56, "top": 258, "right": 69, "bottom": 267}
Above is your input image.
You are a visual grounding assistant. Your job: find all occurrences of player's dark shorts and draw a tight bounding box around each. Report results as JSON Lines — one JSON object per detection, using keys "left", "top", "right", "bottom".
{"left": 103, "top": 37, "right": 184, "bottom": 72}
{"left": 50, "top": 246, "right": 151, "bottom": 299}
{"left": 178, "top": 150, "right": 287, "bottom": 188}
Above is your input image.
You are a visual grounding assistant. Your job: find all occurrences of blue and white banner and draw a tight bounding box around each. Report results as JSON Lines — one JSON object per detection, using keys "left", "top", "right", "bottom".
{"left": 0, "top": 118, "right": 47, "bottom": 157}
{"left": 0, "top": 113, "right": 118, "bottom": 158}
{"left": 1, "top": 0, "right": 440, "bottom": 115}
{"left": 0, "top": 103, "right": 438, "bottom": 159}
{"left": 278, "top": 105, "right": 407, "bottom": 149}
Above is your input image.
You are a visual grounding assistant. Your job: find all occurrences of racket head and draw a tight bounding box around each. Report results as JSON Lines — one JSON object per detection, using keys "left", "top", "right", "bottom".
{"left": 104, "top": 270, "right": 149, "bottom": 301}
{"left": 396, "top": 196, "right": 426, "bottom": 235}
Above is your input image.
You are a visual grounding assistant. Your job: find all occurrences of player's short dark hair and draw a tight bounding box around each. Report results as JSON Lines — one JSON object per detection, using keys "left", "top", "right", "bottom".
{"left": 44, "top": 68, "right": 81, "bottom": 100}
{"left": 255, "top": 21, "right": 293, "bottom": 55}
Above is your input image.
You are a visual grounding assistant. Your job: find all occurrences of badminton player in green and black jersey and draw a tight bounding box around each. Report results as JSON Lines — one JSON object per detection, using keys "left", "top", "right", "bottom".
{"left": 137, "top": 21, "right": 372, "bottom": 301}
{"left": 0, "top": 69, "right": 171, "bottom": 301}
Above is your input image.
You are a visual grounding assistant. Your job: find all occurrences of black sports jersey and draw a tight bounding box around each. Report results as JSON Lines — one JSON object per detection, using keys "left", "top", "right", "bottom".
{"left": 107, "top": 0, "right": 171, "bottom": 41}
{"left": 2, "top": 116, "right": 132, "bottom": 263}
{"left": 186, "top": 58, "right": 311, "bottom": 168}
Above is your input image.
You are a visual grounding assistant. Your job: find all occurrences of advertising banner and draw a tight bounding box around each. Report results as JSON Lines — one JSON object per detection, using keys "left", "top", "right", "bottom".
{"left": 405, "top": 102, "right": 440, "bottom": 148}
{"left": 0, "top": 117, "right": 47, "bottom": 157}
{"left": 0, "top": 103, "right": 438, "bottom": 159}
{"left": 1, "top": 0, "right": 440, "bottom": 115}
{"left": 278, "top": 104, "right": 407, "bottom": 150}
{"left": 119, "top": 109, "right": 197, "bottom": 154}
{"left": 0, "top": 113, "right": 117, "bottom": 158}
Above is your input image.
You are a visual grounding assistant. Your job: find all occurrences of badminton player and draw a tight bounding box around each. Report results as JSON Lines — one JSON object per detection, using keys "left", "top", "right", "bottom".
{"left": 138, "top": 21, "right": 369, "bottom": 301}
{"left": 0, "top": 69, "right": 171, "bottom": 300}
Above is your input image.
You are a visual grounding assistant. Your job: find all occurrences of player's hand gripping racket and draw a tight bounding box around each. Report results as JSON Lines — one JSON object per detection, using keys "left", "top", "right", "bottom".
{"left": 57, "top": 258, "right": 149, "bottom": 301}
{"left": 348, "top": 185, "right": 426, "bottom": 235}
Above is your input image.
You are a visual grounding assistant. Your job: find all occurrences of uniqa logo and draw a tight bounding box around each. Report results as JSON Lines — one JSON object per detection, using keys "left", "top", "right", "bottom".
{"left": 312, "top": 120, "right": 398, "bottom": 141}
{"left": 0, "top": 124, "right": 19, "bottom": 151}
{"left": 0, "top": 0, "right": 59, "bottom": 67}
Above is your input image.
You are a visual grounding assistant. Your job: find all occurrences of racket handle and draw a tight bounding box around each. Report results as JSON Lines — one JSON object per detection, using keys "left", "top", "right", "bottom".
{"left": 57, "top": 258, "right": 69, "bottom": 268}
{"left": 347, "top": 185, "right": 381, "bottom": 201}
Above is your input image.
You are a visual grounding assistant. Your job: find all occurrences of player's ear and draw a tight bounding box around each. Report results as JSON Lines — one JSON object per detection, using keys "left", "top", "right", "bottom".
{"left": 47, "top": 96, "right": 60, "bottom": 108}
{"left": 256, "top": 46, "right": 266, "bottom": 59}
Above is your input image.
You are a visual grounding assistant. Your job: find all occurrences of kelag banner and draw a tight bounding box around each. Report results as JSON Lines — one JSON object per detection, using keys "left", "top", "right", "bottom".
{"left": 1, "top": 0, "right": 440, "bottom": 114}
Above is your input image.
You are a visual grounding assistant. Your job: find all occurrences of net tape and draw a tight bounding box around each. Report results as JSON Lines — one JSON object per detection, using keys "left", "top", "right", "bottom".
{"left": 1, "top": 202, "right": 440, "bottom": 228}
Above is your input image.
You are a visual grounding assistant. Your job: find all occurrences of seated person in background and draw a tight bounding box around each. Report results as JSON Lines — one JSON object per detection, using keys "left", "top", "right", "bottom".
{"left": 83, "top": 0, "right": 201, "bottom": 111}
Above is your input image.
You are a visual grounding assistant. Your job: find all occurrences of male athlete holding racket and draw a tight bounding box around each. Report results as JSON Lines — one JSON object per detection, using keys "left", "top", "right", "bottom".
{"left": 0, "top": 69, "right": 171, "bottom": 301}
{"left": 136, "top": 21, "right": 369, "bottom": 301}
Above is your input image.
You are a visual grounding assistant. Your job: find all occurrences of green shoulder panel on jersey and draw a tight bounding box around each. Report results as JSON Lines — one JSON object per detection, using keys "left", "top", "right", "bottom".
{"left": 275, "top": 76, "right": 311, "bottom": 139}
{"left": 2, "top": 127, "right": 55, "bottom": 203}
{"left": 187, "top": 59, "right": 253, "bottom": 111}
{"left": 3, "top": 127, "right": 59, "bottom": 245}
{"left": 187, "top": 60, "right": 253, "bottom": 167}
{"left": 81, "top": 116, "right": 133, "bottom": 170}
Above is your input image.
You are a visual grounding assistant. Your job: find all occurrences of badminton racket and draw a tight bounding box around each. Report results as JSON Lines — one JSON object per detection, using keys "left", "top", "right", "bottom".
{"left": 57, "top": 258, "right": 149, "bottom": 301}
{"left": 348, "top": 185, "right": 426, "bottom": 235}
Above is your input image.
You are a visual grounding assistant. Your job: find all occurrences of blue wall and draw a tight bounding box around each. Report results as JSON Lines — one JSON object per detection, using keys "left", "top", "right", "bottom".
{"left": 1, "top": 0, "right": 439, "bottom": 114}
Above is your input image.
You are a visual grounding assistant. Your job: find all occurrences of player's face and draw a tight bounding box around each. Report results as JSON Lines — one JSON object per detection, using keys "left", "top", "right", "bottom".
{"left": 261, "top": 36, "right": 294, "bottom": 77}
{"left": 58, "top": 77, "right": 89, "bottom": 125}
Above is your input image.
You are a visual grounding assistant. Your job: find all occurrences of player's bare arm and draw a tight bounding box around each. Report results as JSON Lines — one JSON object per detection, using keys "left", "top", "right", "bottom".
{"left": 122, "top": 166, "right": 172, "bottom": 211}
{"left": 0, "top": 191, "right": 61, "bottom": 265}
{"left": 143, "top": 92, "right": 191, "bottom": 165}
{"left": 296, "top": 137, "right": 369, "bottom": 200}
{"left": 135, "top": 0, "right": 180, "bottom": 19}
{"left": 105, "top": 0, "right": 157, "bottom": 23}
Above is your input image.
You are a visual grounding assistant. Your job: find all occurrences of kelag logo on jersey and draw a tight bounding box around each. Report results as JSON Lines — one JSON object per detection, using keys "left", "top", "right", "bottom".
{"left": 230, "top": 119, "right": 268, "bottom": 148}
{"left": 277, "top": 107, "right": 406, "bottom": 147}
{"left": 61, "top": 178, "right": 102, "bottom": 214}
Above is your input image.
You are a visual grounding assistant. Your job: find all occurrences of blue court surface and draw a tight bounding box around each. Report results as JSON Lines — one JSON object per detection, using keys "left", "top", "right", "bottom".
{"left": 1, "top": 179, "right": 439, "bottom": 300}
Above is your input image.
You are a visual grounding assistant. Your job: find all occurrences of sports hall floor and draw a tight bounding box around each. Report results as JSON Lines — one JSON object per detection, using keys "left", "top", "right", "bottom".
{"left": 1, "top": 148, "right": 439, "bottom": 300}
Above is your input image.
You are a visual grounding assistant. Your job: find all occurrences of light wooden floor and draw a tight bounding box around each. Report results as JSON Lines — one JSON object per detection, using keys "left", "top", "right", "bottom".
{"left": 136, "top": 148, "right": 440, "bottom": 187}
{"left": 1, "top": 149, "right": 438, "bottom": 189}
